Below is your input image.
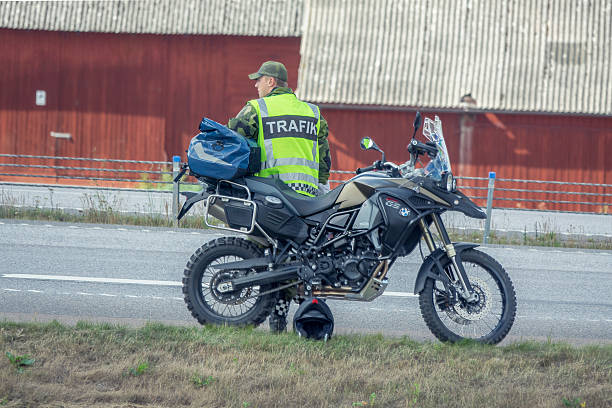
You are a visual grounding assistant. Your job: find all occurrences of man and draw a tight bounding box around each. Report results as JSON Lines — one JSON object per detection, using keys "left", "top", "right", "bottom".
{"left": 228, "top": 61, "right": 331, "bottom": 196}
{"left": 228, "top": 61, "right": 332, "bottom": 332}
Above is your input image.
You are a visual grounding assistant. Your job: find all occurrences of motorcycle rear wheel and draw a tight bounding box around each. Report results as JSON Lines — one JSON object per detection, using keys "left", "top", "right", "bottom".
{"left": 182, "top": 237, "right": 278, "bottom": 326}
{"left": 418, "top": 249, "right": 516, "bottom": 344}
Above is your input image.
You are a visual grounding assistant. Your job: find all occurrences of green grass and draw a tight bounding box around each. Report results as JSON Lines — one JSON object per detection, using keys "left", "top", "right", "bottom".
{"left": 0, "top": 321, "right": 610, "bottom": 407}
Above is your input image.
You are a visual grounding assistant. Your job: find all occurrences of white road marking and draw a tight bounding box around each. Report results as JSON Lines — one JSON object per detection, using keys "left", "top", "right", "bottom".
{"left": 116, "top": 228, "right": 127, "bottom": 231}
{"left": 3, "top": 288, "right": 21, "bottom": 292}
{"left": 1, "top": 274, "right": 181, "bottom": 286}
{"left": 26, "top": 289, "right": 43, "bottom": 293}
{"left": 69, "top": 226, "right": 79, "bottom": 229}
{"left": 384, "top": 291, "right": 418, "bottom": 298}
{"left": 2, "top": 273, "right": 418, "bottom": 299}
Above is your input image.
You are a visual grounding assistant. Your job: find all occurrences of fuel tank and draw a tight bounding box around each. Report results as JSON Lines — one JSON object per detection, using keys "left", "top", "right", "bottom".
{"left": 334, "top": 173, "right": 443, "bottom": 210}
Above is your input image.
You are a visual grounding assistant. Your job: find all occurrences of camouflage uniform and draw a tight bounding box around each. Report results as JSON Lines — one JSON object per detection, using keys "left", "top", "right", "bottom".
{"left": 231, "top": 62, "right": 331, "bottom": 333}
{"left": 228, "top": 87, "right": 332, "bottom": 184}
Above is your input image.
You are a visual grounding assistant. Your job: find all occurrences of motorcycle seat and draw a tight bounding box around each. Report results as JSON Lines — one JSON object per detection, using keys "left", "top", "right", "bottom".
{"left": 244, "top": 176, "right": 342, "bottom": 216}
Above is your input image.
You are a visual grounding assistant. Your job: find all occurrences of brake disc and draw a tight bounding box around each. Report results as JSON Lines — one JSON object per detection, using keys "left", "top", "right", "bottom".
{"left": 448, "top": 277, "right": 491, "bottom": 322}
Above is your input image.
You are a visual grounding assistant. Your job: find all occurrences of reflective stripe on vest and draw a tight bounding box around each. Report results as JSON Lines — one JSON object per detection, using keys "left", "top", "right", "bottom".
{"left": 249, "top": 93, "right": 321, "bottom": 196}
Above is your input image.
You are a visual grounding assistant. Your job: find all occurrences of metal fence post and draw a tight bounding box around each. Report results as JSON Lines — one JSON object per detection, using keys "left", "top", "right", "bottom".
{"left": 172, "top": 155, "right": 181, "bottom": 227}
{"left": 483, "top": 171, "right": 496, "bottom": 244}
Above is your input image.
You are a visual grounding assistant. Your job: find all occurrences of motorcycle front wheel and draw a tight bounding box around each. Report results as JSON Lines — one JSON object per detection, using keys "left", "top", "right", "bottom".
{"left": 418, "top": 249, "right": 516, "bottom": 344}
{"left": 182, "top": 237, "right": 278, "bottom": 326}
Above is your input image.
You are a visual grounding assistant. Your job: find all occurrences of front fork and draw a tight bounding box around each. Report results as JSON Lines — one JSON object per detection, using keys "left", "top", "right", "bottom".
{"left": 419, "top": 214, "right": 478, "bottom": 303}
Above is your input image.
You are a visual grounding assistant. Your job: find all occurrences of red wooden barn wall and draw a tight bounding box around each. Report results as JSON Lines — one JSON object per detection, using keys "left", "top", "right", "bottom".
{"left": 322, "top": 108, "right": 611, "bottom": 212}
{"left": 0, "top": 28, "right": 301, "bottom": 165}
{"left": 0, "top": 29, "right": 610, "bottom": 212}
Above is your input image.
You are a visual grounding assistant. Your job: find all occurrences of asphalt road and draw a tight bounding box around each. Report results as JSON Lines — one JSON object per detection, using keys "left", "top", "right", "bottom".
{"left": 1, "top": 219, "right": 611, "bottom": 345}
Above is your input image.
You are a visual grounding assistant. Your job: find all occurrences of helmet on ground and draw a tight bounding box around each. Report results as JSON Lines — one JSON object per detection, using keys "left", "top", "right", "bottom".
{"left": 292, "top": 297, "right": 334, "bottom": 341}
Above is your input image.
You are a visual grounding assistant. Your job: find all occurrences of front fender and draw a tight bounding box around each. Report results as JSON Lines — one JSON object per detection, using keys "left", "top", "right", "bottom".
{"left": 413, "top": 242, "right": 480, "bottom": 294}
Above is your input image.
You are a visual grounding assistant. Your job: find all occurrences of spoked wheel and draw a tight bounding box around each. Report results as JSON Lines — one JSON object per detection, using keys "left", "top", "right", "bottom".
{"left": 183, "top": 237, "right": 278, "bottom": 326}
{"left": 419, "top": 249, "right": 516, "bottom": 344}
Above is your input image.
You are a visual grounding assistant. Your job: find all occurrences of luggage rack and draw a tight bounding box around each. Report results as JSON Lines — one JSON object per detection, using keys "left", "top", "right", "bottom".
{"left": 204, "top": 180, "right": 257, "bottom": 234}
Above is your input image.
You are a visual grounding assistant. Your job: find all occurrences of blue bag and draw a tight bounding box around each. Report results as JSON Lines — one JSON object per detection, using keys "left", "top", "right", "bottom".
{"left": 187, "top": 117, "right": 260, "bottom": 180}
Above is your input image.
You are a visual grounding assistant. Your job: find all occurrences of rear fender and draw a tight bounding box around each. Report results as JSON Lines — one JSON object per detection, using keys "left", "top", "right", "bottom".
{"left": 177, "top": 191, "right": 209, "bottom": 220}
{"left": 413, "top": 243, "right": 479, "bottom": 294}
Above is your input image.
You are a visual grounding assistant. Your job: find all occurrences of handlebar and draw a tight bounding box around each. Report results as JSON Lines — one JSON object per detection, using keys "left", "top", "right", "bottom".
{"left": 355, "top": 160, "right": 402, "bottom": 177}
{"left": 356, "top": 160, "right": 382, "bottom": 175}
{"left": 407, "top": 139, "right": 438, "bottom": 158}
{"left": 355, "top": 164, "right": 376, "bottom": 174}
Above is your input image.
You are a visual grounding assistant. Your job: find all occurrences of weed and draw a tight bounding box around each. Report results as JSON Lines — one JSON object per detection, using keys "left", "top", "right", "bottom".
{"left": 0, "top": 396, "right": 7, "bottom": 406}
{"left": 191, "top": 373, "right": 215, "bottom": 388}
{"left": 127, "top": 362, "right": 149, "bottom": 377}
{"left": 408, "top": 383, "right": 420, "bottom": 406}
{"left": 288, "top": 362, "right": 305, "bottom": 375}
{"left": 352, "top": 392, "right": 377, "bottom": 406}
{"left": 5, "top": 351, "right": 35, "bottom": 372}
{"left": 562, "top": 397, "right": 586, "bottom": 408}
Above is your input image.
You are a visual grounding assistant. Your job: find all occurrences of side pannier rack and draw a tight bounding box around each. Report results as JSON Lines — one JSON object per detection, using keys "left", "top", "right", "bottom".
{"left": 204, "top": 180, "right": 257, "bottom": 234}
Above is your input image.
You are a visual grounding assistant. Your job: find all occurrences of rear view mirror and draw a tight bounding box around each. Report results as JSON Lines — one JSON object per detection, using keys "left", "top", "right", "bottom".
{"left": 360, "top": 137, "right": 386, "bottom": 162}
{"left": 413, "top": 111, "right": 422, "bottom": 131}
{"left": 411, "top": 111, "right": 422, "bottom": 140}
{"left": 360, "top": 137, "right": 376, "bottom": 150}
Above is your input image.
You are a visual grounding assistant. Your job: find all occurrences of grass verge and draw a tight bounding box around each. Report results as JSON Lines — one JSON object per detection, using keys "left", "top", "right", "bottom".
{"left": 1, "top": 321, "right": 611, "bottom": 408}
{"left": 0, "top": 204, "right": 207, "bottom": 230}
{"left": 449, "top": 229, "right": 612, "bottom": 250}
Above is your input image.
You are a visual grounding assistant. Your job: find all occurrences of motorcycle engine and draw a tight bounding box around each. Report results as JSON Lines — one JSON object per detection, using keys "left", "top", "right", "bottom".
{"left": 316, "top": 236, "right": 379, "bottom": 289}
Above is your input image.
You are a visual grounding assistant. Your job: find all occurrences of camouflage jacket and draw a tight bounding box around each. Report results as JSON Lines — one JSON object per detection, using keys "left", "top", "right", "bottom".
{"left": 228, "top": 87, "right": 331, "bottom": 184}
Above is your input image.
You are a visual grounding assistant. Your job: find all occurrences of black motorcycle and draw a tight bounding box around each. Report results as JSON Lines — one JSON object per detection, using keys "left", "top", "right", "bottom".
{"left": 177, "top": 112, "right": 516, "bottom": 344}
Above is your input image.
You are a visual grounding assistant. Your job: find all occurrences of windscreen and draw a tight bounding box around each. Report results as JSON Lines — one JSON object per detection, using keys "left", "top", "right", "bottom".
{"left": 422, "top": 115, "right": 451, "bottom": 181}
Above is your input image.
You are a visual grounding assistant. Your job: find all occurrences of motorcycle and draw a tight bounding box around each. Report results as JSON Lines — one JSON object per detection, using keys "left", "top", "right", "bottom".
{"left": 176, "top": 112, "right": 517, "bottom": 344}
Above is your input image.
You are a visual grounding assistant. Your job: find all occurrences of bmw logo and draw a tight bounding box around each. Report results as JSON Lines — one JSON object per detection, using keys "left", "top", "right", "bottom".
{"left": 399, "top": 208, "right": 410, "bottom": 217}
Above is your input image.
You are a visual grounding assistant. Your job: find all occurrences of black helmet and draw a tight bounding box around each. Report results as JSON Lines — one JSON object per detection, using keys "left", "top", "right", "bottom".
{"left": 293, "top": 298, "right": 334, "bottom": 341}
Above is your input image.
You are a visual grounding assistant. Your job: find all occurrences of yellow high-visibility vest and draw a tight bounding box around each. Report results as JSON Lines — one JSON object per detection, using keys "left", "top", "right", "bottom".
{"left": 249, "top": 93, "right": 321, "bottom": 196}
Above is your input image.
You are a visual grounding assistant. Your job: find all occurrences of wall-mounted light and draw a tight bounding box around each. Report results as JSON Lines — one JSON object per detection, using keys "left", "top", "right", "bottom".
{"left": 36, "top": 90, "right": 46, "bottom": 106}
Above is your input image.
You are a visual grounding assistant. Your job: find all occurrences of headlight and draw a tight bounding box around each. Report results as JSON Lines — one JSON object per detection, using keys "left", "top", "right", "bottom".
{"left": 440, "top": 171, "right": 455, "bottom": 192}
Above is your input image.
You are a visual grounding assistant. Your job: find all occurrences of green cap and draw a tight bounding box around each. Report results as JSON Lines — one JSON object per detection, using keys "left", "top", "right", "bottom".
{"left": 248, "top": 61, "right": 288, "bottom": 82}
